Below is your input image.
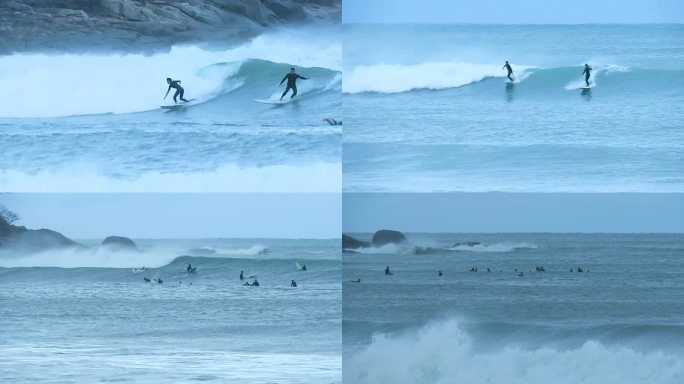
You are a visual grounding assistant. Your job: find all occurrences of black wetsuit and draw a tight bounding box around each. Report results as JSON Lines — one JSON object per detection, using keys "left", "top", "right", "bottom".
{"left": 582, "top": 66, "right": 592, "bottom": 87}
{"left": 503, "top": 63, "right": 513, "bottom": 81}
{"left": 167, "top": 80, "right": 188, "bottom": 103}
{"left": 280, "top": 73, "right": 308, "bottom": 99}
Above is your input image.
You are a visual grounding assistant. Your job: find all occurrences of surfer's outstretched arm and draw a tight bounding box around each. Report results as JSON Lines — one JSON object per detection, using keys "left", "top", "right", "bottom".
{"left": 298, "top": 75, "right": 309, "bottom": 80}
{"left": 279, "top": 75, "right": 288, "bottom": 86}
{"left": 164, "top": 86, "right": 171, "bottom": 99}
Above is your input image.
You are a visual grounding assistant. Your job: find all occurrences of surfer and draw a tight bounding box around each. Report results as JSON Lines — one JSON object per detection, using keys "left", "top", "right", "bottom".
{"left": 502, "top": 61, "right": 514, "bottom": 82}
{"left": 351, "top": 278, "right": 361, "bottom": 283}
{"left": 302, "top": 264, "right": 307, "bottom": 271}
{"left": 253, "top": 279, "right": 260, "bottom": 286}
{"left": 239, "top": 270, "right": 244, "bottom": 280}
{"left": 143, "top": 277, "right": 151, "bottom": 282}
{"left": 385, "top": 266, "right": 392, "bottom": 275}
{"left": 279, "top": 67, "right": 308, "bottom": 100}
{"left": 517, "top": 272, "right": 524, "bottom": 277}
{"left": 186, "top": 263, "right": 193, "bottom": 272}
{"left": 291, "top": 280, "right": 297, "bottom": 287}
{"left": 323, "top": 118, "right": 342, "bottom": 126}
{"left": 438, "top": 270, "right": 443, "bottom": 276}
{"left": 582, "top": 64, "right": 592, "bottom": 87}
{"left": 164, "top": 78, "right": 189, "bottom": 103}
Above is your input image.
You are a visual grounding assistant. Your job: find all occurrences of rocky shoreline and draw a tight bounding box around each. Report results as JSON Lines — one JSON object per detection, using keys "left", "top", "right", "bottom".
{"left": 0, "top": 0, "right": 340, "bottom": 54}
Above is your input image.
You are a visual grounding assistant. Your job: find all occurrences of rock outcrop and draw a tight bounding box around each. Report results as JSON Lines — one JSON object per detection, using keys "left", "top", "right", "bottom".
{"left": 342, "top": 234, "right": 369, "bottom": 250}
{"left": 101, "top": 235, "right": 137, "bottom": 250}
{"left": 371, "top": 229, "right": 407, "bottom": 247}
{"left": 0, "top": 0, "right": 341, "bottom": 54}
{"left": 0, "top": 220, "right": 84, "bottom": 252}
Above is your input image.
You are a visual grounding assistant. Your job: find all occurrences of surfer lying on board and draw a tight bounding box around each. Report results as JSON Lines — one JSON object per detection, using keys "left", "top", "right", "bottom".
{"left": 164, "top": 78, "right": 189, "bottom": 103}
{"left": 244, "top": 279, "right": 260, "bottom": 287}
{"left": 582, "top": 64, "right": 592, "bottom": 87}
{"left": 502, "top": 61, "right": 514, "bottom": 82}
{"left": 279, "top": 67, "right": 308, "bottom": 100}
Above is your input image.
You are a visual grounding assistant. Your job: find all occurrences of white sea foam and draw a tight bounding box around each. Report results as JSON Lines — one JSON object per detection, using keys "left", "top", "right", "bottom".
{"left": 345, "top": 319, "right": 684, "bottom": 384}
{"left": 343, "top": 61, "right": 535, "bottom": 94}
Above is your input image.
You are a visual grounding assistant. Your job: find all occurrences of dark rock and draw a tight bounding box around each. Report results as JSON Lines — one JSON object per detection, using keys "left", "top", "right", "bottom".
{"left": 342, "top": 234, "right": 369, "bottom": 250}
{"left": 0, "top": 0, "right": 341, "bottom": 55}
{"left": 372, "top": 230, "right": 407, "bottom": 247}
{"left": 102, "top": 236, "right": 137, "bottom": 250}
{"left": 0, "top": 223, "right": 84, "bottom": 252}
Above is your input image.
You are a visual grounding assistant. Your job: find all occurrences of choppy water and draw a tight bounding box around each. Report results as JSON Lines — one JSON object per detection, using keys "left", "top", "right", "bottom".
{"left": 0, "top": 238, "right": 341, "bottom": 383}
{"left": 343, "top": 24, "right": 684, "bottom": 192}
{"left": 343, "top": 233, "right": 684, "bottom": 384}
{"left": 0, "top": 28, "right": 341, "bottom": 192}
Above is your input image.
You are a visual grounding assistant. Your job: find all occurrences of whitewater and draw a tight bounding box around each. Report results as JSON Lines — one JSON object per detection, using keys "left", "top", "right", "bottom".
{"left": 343, "top": 232, "right": 684, "bottom": 384}
{"left": 0, "top": 27, "right": 341, "bottom": 192}
{"left": 0, "top": 238, "right": 341, "bottom": 383}
{"left": 343, "top": 24, "right": 684, "bottom": 192}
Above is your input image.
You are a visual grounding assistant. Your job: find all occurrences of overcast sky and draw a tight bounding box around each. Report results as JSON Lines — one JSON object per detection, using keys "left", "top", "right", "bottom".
{"left": 343, "top": 0, "right": 684, "bottom": 24}
{"left": 344, "top": 193, "right": 684, "bottom": 233}
{"left": 0, "top": 193, "right": 340, "bottom": 239}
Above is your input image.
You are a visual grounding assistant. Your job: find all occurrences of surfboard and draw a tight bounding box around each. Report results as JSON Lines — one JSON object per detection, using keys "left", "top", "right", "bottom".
{"left": 580, "top": 86, "right": 592, "bottom": 89}
{"left": 161, "top": 99, "right": 196, "bottom": 109}
{"left": 254, "top": 98, "right": 295, "bottom": 105}
{"left": 505, "top": 80, "right": 516, "bottom": 84}
{"left": 296, "top": 262, "right": 304, "bottom": 271}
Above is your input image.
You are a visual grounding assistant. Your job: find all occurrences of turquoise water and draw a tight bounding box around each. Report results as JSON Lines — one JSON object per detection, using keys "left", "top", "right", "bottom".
{"left": 343, "top": 24, "right": 684, "bottom": 192}
{"left": 343, "top": 233, "right": 684, "bottom": 383}
{"left": 0, "top": 238, "right": 341, "bottom": 383}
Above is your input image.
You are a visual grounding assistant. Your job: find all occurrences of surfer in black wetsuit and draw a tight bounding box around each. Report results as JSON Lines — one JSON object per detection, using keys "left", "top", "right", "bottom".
{"left": 291, "top": 280, "right": 297, "bottom": 287}
{"left": 239, "top": 270, "right": 244, "bottom": 280}
{"left": 301, "top": 264, "right": 307, "bottom": 271}
{"left": 279, "top": 68, "right": 308, "bottom": 100}
{"left": 164, "top": 78, "right": 189, "bottom": 103}
{"left": 438, "top": 270, "right": 443, "bottom": 276}
{"left": 502, "top": 61, "right": 514, "bottom": 82}
{"left": 385, "top": 266, "right": 392, "bottom": 275}
{"left": 582, "top": 64, "right": 592, "bottom": 87}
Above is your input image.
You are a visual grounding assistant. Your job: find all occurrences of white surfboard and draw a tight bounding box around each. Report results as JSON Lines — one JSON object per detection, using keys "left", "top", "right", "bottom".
{"left": 254, "top": 98, "right": 295, "bottom": 105}
{"left": 161, "top": 99, "right": 196, "bottom": 109}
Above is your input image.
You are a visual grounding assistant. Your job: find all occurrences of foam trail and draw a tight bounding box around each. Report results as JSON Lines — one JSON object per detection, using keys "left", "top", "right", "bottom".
{"left": 343, "top": 62, "right": 536, "bottom": 94}
{"left": 345, "top": 319, "right": 684, "bottom": 384}
{"left": 0, "top": 162, "right": 341, "bottom": 192}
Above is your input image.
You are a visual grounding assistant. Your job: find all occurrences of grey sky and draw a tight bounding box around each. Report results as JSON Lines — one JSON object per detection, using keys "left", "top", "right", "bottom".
{"left": 0, "top": 193, "right": 340, "bottom": 239}
{"left": 343, "top": 0, "right": 684, "bottom": 24}
{"left": 344, "top": 193, "right": 684, "bottom": 233}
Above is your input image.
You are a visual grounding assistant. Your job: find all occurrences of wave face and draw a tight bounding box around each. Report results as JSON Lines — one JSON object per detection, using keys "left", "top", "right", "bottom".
{"left": 343, "top": 24, "right": 684, "bottom": 192}
{"left": 0, "top": 27, "right": 341, "bottom": 192}
{"left": 343, "top": 233, "right": 684, "bottom": 383}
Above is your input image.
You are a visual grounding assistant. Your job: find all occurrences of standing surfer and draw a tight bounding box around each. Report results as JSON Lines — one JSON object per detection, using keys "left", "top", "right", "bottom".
{"left": 279, "top": 67, "right": 308, "bottom": 100}
{"left": 582, "top": 64, "right": 592, "bottom": 87}
{"left": 502, "top": 61, "right": 514, "bottom": 82}
{"left": 164, "top": 78, "right": 189, "bottom": 103}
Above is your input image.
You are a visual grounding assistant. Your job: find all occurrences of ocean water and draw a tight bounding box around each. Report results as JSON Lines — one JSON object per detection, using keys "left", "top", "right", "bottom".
{"left": 343, "top": 233, "right": 684, "bottom": 384}
{"left": 0, "top": 28, "right": 341, "bottom": 192}
{"left": 0, "top": 238, "right": 341, "bottom": 383}
{"left": 343, "top": 24, "right": 684, "bottom": 192}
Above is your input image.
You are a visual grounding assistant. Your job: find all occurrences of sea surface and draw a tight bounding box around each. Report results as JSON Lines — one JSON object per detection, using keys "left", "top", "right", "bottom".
{"left": 343, "top": 233, "right": 684, "bottom": 383}
{"left": 343, "top": 24, "right": 684, "bottom": 192}
{"left": 0, "top": 238, "right": 341, "bottom": 383}
{"left": 0, "top": 27, "right": 341, "bottom": 192}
